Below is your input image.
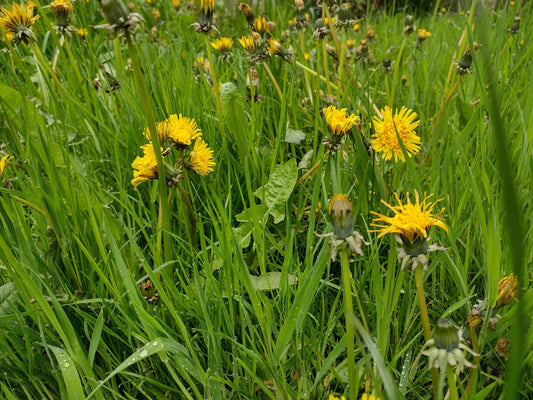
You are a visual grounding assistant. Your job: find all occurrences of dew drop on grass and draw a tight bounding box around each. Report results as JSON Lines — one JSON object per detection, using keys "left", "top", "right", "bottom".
{"left": 151, "top": 341, "right": 159, "bottom": 347}
{"left": 139, "top": 349, "right": 148, "bottom": 358}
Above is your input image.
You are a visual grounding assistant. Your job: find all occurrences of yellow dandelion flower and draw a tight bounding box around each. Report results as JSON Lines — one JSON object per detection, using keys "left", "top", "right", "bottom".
{"left": 152, "top": 8, "right": 160, "bottom": 20}
{"left": 328, "top": 395, "right": 346, "bottom": 400}
{"left": 131, "top": 143, "right": 163, "bottom": 190}
{"left": 172, "top": 0, "right": 180, "bottom": 8}
{"left": 210, "top": 37, "right": 233, "bottom": 52}
{"left": 371, "top": 106, "right": 421, "bottom": 162}
{"left": 254, "top": 15, "right": 266, "bottom": 33}
{"left": 496, "top": 273, "right": 518, "bottom": 308}
{"left": 0, "top": 154, "right": 13, "bottom": 178}
{"left": 50, "top": 0, "right": 72, "bottom": 17}
{"left": 441, "top": 7, "right": 446, "bottom": 12}
{"left": 144, "top": 119, "right": 172, "bottom": 144}
{"left": 370, "top": 191, "right": 448, "bottom": 243}
{"left": 267, "top": 38, "right": 284, "bottom": 55}
{"left": 201, "top": 0, "right": 214, "bottom": 13}
{"left": 189, "top": 138, "right": 215, "bottom": 175}
{"left": 323, "top": 105, "right": 359, "bottom": 136}
{"left": 0, "top": 2, "right": 40, "bottom": 44}
{"left": 288, "top": 17, "right": 296, "bottom": 27}
{"left": 239, "top": 34, "right": 255, "bottom": 51}
{"left": 417, "top": 28, "right": 431, "bottom": 41}
{"left": 303, "top": 52, "right": 310, "bottom": 60}
{"left": 146, "top": 0, "right": 153, "bottom": 4}
{"left": 353, "top": 23, "right": 360, "bottom": 31}
{"left": 167, "top": 114, "right": 201, "bottom": 146}
{"left": 361, "top": 394, "right": 381, "bottom": 400}
{"left": 76, "top": 27, "right": 87, "bottom": 37}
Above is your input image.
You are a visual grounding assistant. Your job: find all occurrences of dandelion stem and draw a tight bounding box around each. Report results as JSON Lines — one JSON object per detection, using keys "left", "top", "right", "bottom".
{"left": 294, "top": 61, "right": 339, "bottom": 92}
{"left": 340, "top": 247, "right": 357, "bottom": 400}
{"left": 177, "top": 182, "right": 197, "bottom": 248}
{"left": 299, "top": 31, "right": 313, "bottom": 102}
{"left": 414, "top": 265, "right": 440, "bottom": 395}
{"left": 446, "top": 364, "right": 460, "bottom": 400}
{"left": 126, "top": 35, "right": 170, "bottom": 262}
{"left": 30, "top": 41, "right": 63, "bottom": 90}
{"left": 261, "top": 61, "right": 283, "bottom": 101}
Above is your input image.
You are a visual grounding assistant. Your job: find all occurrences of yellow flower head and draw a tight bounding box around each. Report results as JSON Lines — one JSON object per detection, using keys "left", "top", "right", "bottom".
{"left": 239, "top": 34, "right": 255, "bottom": 51}
{"left": 323, "top": 105, "right": 359, "bottom": 136}
{"left": 172, "top": 0, "right": 180, "bottom": 8}
{"left": 496, "top": 273, "right": 518, "bottom": 308}
{"left": 353, "top": 23, "right": 359, "bottom": 32}
{"left": 328, "top": 395, "right": 346, "bottom": 400}
{"left": 371, "top": 191, "right": 448, "bottom": 243}
{"left": 0, "top": 2, "right": 40, "bottom": 43}
{"left": 211, "top": 36, "right": 233, "bottom": 52}
{"left": 151, "top": 8, "right": 160, "bottom": 20}
{"left": 76, "top": 27, "right": 87, "bottom": 37}
{"left": 189, "top": 138, "right": 215, "bottom": 175}
{"left": 417, "top": 28, "right": 431, "bottom": 41}
{"left": 267, "top": 38, "right": 283, "bottom": 55}
{"left": 361, "top": 394, "right": 381, "bottom": 400}
{"left": 50, "top": 0, "right": 73, "bottom": 17}
{"left": 254, "top": 15, "right": 266, "bottom": 33}
{"left": 0, "top": 154, "right": 13, "bottom": 178}
{"left": 167, "top": 114, "right": 202, "bottom": 146}
{"left": 201, "top": 0, "right": 214, "bottom": 13}
{"left": 131, "top": 143, "right": 163, "bottom": 190}
{"left": 371, "top": 106, "right": 421, "bottom": 162}
{"left": 144, "top": 119, "right": 172, "bottom": 144}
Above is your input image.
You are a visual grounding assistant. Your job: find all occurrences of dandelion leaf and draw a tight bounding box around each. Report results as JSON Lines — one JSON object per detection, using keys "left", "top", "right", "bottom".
{"left": 249, "top": 272, "right": 298, "bottom": 291}
{"left": 0, "top": 282, "right": 18, "bottom": 315}
{"left": 285, "top": 128, "right": 306, "bottom": 144}
{"left": 254, "top": 158, "right": 298, "bottom": 223}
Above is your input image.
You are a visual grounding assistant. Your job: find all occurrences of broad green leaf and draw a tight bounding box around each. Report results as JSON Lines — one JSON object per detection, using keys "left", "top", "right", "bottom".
{"left": 0, "top": 282, "right": 18, "bottom": 315}
{"left": 254, "top": 159, "right": 298, "bottom": 223}
{"left": 285, "top": 129, "right": 306, "bottom": 144}
{"left": 249, "top": 272, "right": 297, "bottom": 291}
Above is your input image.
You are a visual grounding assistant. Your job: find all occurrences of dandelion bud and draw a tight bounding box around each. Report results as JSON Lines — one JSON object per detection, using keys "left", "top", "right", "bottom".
{"left": 403, "top": 14, "right": 415, "bottom": 35}
{"left": 381, "top": 57, "right": 393, "bottom": 73}
{"left": 240, "top": 3, "right": 254, "bottom": 27}
{"left": 508, "top": 12, "right": 520, "bottom": 34}
{"left": 495, "top": 338, "right": 511, "bottom": 360}
{"left": 98, "top": 0, "right": 129, "bottom": 26}
{"left": 433, "top": 319, "right": 459, "bottom": 351}
{"left": 338, "top": 3, "right": 351, "bottom": 22}
{"left": 50, "top": 0, "right": 73, "bottom": 28}
{"left": 328, "top": 194, "right": 355, "bottom": 240}
{"left": 495, "top": 273, "right": 518, "bottom": 308}
{"left": 294, "top": 0, "right": 304, "bottom": 11}
{"left": 265, "top": 21, "right": 276, "bottom": 32}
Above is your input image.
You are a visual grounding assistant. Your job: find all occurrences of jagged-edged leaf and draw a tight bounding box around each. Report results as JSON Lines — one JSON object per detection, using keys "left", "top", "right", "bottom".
{"left": 249, "top": 272, "right": 298, "bottom": 291}
{"left": 285, "top": 129, "right": 306, "bottom": 144}
{"left": 0, "top": 282, "right": 18, "bottom": 315}
{"left": 254, "top": 159, "right": 298, "bottom": 223}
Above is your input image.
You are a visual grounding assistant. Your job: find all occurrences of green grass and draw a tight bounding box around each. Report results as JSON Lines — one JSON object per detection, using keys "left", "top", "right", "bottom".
{"left": 0, "top": 0, "right": 532, "bottom": 398}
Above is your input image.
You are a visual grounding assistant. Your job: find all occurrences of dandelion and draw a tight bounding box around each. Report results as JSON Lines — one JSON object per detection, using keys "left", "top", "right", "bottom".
{"left": 76, "top": 27, "right": 87, "bottom": 37}
{"left": 239, "top": 3, "right": 254, "bottom": 29}
{"left": 371, "top": 106, "right": 421, "bottom": 162}
{"left": 267, "top": 38, "right": 290, "bottom": 60}
{"left": 167, "top": 114, "right": 202, "bottom": 146}
{"left": 151, "top": 8, "right": 160, "bottom": 20}
{"left": 353, "top": 23, "right": 359, "bottom": 32}
{"left": 370, "top": 190, "right": 448, "bottom": 270}
{"left": 422, "top": 319, "right": 477, "bottom": 373}
{"left": 495, "top": 273, "right": 518, "bottom": 308}
{"left": 403, "top": 14, "right": 415, "bottom": 35}
{"left": 143, "top": 119, "right": 172, "bottom": 144}
{"left": 361, "top": 394, "right": 381, "bottom": 400}
{"left": 188, "top": 138, "right": 215, "bottom": 175}
{"left": 0, "top": 2, "right": 40, "bottom": 44}
{"left": 131, "top": 143, "right": 164, "bottom": 190}
{"left": 0, "top": 154, "right": 13, "bottom": 178}
{"left": 239, "top": 34, "right": 255, "bottom": 51}
{"left": 211, "top": 37, "right": 233, "bottom": 52}
{"left": 191, "top": 0, "right": 216, "bottom": 33}
{"left": 328, "top": 395, "right": 346, "bottom": 400}
{"left": 95, "top": 0, "right": 143, "bottom": 39}
{"left": 253, "top": 16, "right": 266, "bottom": 34}
{"left": 50, "top": 0, "right": 73, "bottom": 25}
{"left": 323, "top": 106, "right": 359, "bottom": 136}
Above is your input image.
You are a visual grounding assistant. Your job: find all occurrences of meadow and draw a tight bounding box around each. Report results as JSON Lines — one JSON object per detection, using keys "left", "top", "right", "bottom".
{"left": 0, "top": 0, "right": 531, "bottom": 398}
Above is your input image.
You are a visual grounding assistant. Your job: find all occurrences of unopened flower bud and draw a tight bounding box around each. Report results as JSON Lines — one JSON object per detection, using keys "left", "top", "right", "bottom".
{"left": 433, "top": 318, "right": 459, "bottom": 351}
{"left": 328, "top": 194, "right": 355, "bottom": 239}
{"left": 98, "top": 0, "right": 129, "bottom": 25}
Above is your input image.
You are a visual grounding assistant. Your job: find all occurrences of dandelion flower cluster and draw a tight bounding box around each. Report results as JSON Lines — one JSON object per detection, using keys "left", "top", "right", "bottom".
{"left": 0, "top": 154, "right": 13, "bottom": 178}
{"left": 371, "top": 106, "right": 421, "bottom": 162}
{"left": 133, "top": 115, "right": 215, "bottom": 189}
